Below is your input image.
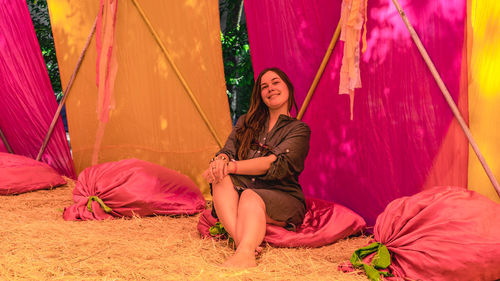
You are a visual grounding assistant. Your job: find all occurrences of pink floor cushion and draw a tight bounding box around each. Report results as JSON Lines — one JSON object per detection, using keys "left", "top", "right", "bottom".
{"left": 63, "top": 159, "right": 206, "bottom": 221}
{"left": 198, "top": 196, "right": 366, "bottom": 247}
{"left": 0, "top": 152, "right": 66, "bottom": 195}
{"left": 342, "top": 186, "right": 500, "bottom": 281}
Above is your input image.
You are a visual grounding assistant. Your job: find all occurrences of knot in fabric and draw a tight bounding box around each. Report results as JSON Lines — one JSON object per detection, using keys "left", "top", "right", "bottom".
{"left": 87, "top": 196, "right": 112, "bottom": 213}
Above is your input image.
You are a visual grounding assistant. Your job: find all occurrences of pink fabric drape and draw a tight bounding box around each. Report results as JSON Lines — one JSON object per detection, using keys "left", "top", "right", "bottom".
{"left": 245, "top": 0, "right": 468, "bottom": 225}
{"left": 0, "top": 0, "right": 75, "bottom": 178}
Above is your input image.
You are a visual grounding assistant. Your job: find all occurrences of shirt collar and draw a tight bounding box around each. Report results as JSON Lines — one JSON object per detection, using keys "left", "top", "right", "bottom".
{"left": 263, "top": 114, "right": 295, "bottom": 134}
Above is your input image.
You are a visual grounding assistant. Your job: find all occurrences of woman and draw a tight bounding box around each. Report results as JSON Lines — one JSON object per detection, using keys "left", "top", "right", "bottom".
{"left": 203, "top": 67, "right": 311, "bottom": 268}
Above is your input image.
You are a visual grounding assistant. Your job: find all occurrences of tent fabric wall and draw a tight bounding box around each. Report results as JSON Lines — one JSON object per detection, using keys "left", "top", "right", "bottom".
{"left": 47, "top": 0, "right": 232, "bottom": 195}
{"left": 245, "top": 0, "right": 468, "bottom": 226}
{"left": 467, "top": 0, "right": 500, "bottom": 203}
{"left": 0, "top": 0, "right": 75, "bottom": 178}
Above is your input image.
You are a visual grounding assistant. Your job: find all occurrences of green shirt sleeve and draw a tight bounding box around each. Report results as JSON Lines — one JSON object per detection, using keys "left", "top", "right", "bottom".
{"left": 261, "top": 122, "right": 311, "bottom": 181}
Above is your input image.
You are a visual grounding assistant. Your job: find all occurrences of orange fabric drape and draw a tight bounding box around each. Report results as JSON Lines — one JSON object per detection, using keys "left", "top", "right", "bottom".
{"left": 47, "top": 0, "right": 231, "bottom": 196}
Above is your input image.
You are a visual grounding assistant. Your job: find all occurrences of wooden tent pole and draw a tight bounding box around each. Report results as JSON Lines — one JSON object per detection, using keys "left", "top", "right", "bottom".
{"left": 0, "top": 127, "right": 14, "bottom": 154}
{"left": 36, "top": 15, "right": 98, "bottom": 161}
{"left": 297, "top": 21, "right": 342, "bottom": 120}
{"left": 131, "top": 0, "right": 224, "bottom": 148}
{"left": 391, "top": 0, "right": 500, "bottom": 197}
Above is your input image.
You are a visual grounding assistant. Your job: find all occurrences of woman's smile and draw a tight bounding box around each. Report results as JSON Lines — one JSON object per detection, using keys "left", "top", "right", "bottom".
{"left": 260, "top": 71, "right": 289, "bottom": 111}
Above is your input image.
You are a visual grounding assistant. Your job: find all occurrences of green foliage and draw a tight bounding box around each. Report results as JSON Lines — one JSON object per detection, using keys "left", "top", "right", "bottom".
{"left": 209, "top": 221, "right": 228, "bottom": 237}
{"left": 219, "top": 0, "right": 254, "bottom": 121}
{"left": 26, "top": 0, "right": 63, "bottom": 101}
{"left": 208, "top": 221, "right": 234, "bottom": 245}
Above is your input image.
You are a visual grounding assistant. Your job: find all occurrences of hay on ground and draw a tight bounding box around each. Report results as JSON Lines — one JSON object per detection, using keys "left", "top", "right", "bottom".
{"left": 0, "top": 178, "right": 371, "bottom": 280}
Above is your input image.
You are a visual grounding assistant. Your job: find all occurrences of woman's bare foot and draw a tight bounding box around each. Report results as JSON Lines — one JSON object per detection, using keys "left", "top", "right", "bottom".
{"left": 255, "top": 246, "right": 263, "bottom": 256}
{"left": 232, "top": 241, "right": 262, "bottom": 256}
{"left": 222, "top": 249, "right": 257, "bottom": 268}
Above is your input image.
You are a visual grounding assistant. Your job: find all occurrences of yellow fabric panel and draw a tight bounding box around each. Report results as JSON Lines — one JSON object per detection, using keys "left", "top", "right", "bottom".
{"left": 468, "top": 0, "right": 500, "bottom": 202}
{"left": 47, "top": 0, "right": 231, "bottom": 196}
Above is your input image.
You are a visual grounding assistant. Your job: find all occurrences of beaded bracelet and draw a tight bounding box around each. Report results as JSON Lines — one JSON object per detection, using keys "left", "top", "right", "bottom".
{"left": 209, "top": 155, "right": 228, "bottom": 163}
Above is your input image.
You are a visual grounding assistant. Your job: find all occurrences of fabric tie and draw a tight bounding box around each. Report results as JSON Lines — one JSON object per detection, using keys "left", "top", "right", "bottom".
{"left": 87, "top": 196, "right": 113, "bottom": 213}
{"left": 350, "top": 242, "right": 392, "bottom": 281}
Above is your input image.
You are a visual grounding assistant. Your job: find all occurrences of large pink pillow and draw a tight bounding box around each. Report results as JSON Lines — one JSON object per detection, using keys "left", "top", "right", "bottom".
{"left": 0, "top": 152, "right": 66, "bottom": 195}
{"left": 63, "top": 159, "right": 206, "bottom": 220}
{"left": 340, "top": 186, "right": 500, "bottom": 281}
{"left": 198, "top": 196, "right": 366, "bottom": 247}
{"left": 372, "top": 186, "right": 500, "bottom": 281}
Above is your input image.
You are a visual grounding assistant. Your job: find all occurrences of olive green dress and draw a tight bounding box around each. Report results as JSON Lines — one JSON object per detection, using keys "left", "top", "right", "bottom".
{"left": 214, "top": 114, "right": 311, "bottom": 230}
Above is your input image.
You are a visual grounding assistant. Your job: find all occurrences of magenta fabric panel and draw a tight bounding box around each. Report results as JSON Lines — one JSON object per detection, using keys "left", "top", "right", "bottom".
{"left": 245, "top": 0, "right": 467, "bottom": 225}
{"left": 63, "top": 159, "right": 206, "bottom": 221}
{"left": 372, "top": 187, "right": 500, "bottom": 280}
{"left": 0, "top": 152, "right": 66, "bottom": 195}
{"left": 198, "top": 196, "right": 366, "bottom": 247}
{"left": 0, "top": 0, "right": 74, "bottom": 178}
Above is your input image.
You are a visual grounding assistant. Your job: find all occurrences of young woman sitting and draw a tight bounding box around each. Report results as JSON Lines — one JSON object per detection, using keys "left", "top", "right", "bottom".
{"left": 203, "top": 67, "right": 311, "bottom": 268}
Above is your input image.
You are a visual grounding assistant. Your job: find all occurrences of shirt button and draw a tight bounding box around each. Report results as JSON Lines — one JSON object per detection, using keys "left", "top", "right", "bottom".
{"left": 263, "top": 137, "right": 266, "bottom": 140}
{"left": 251, "top": 178, "right": 255, "bottom": 182}
{"left": 257, "top": 150, "right": 261, "bottom": 154}
{"left": 286, "top": 149, "right": 290, "bottom": 153}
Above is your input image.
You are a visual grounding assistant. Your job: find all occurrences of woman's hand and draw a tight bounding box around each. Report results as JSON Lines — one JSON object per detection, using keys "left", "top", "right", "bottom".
{"left": 202, "top": 168, "right": 215, "bottom": 184}
{"left": 202, "top": 157, "right": 229, "bottom": 184}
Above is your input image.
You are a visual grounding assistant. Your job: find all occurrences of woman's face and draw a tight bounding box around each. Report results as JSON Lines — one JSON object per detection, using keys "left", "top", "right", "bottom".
{"left": 260, "top": 71, "right": 289, "bottom": 112}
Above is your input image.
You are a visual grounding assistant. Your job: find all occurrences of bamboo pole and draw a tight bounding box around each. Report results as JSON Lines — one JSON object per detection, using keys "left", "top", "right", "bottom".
{"left": 36, "top": 15, "right": 98, "bottom": 161}
{"left": 0, "top": 127, "right": 14, "bottom": 154}
{"left": 297, "top": 20, "right": 342, "bottom": 120}
{"left": 131, "top": 0, "right": 224, "bottom": 148}
{"left": 390, "top": 0, "right": 500, "bottom": 197}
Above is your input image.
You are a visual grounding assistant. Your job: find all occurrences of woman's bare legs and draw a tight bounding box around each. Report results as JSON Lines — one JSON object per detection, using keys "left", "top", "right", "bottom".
{"left": 213, "top": 180, "right": 287, "bottom": 267}
{"left": 212, "top": 176, "right": 239, "bottom": 242}
{"left": 223, "top": 189, "right": 277, "bottom": 268}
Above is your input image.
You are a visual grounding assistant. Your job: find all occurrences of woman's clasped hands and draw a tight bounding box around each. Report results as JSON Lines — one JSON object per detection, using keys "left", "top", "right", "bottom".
{"left": 202, "top": 155, "right": 229, "bottom": 184}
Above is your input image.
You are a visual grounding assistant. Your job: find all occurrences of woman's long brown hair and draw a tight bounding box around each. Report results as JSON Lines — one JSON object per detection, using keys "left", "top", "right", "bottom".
{"left": 235, "top": 68, "right": 298, "bottom": 160}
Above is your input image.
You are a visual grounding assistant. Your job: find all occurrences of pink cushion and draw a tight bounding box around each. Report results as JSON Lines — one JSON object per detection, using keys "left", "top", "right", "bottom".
{"left": 342, "top": 187, "right": 500, "bottom": 281}
{"left": 63, "top": 158, "right": 206, "bottom": 220}
{"left": 198, "top": 196, "right": 366, "bottom": 247}
{"left": 0, "top": 152, "right": 66, "bottom": 195}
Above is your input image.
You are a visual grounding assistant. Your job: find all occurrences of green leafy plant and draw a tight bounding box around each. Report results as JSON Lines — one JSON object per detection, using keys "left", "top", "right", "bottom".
{"left": 209, "top": 221, "right": 235, "bottom": 246}
{"left": 209, "top": 221, "right": 227, "bottom": 237}
{"left": 26, "top": 0, "right": 62, "bottom": 101}
{"left": 219, "top": 0, "right": 254, "bottom": 121}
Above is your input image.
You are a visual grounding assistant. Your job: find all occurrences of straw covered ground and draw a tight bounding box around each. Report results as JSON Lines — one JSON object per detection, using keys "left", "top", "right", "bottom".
{"left": 0, "top": 178, "right": 371, "bottom": 281}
